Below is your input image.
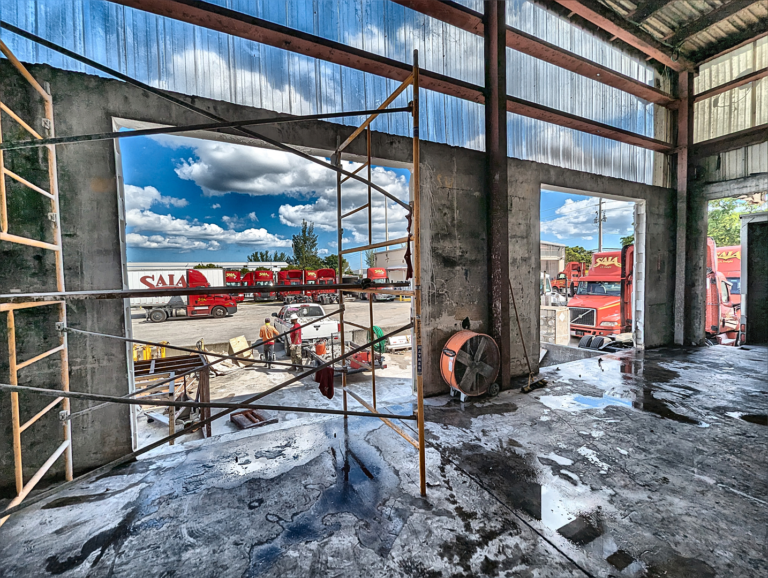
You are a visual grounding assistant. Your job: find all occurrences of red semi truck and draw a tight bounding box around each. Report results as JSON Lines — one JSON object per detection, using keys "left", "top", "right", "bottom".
{"left": 706, "top": 239, "right": 740, "bottom": 345}
{"left": 277, "top": 270, "right": 306, "bottom": 303}
{"left": 552, "top": 261, "right": 588, "bottom": 296}
{"left": 243, "top": 270, "right": 276, "bottom": 301}
{"left": 571, "top": 239, "right": 740, "bottom": 348}
{"left": 313, "top": 268, "right": 339, "bottom": 304}
{"left": 568, "top": 248, "right": 632, "bottom": 340}
{"left": 225, "top": 270, "right": 245, "bottom": 303}
{"left": 716, "top": 245, "right": 741, "bottom": 305}
{"left": 127, "top": 268, "right": 237, "bottom": 323}
{"left": 362, "top": 267, "right": 395, "bottom": 301}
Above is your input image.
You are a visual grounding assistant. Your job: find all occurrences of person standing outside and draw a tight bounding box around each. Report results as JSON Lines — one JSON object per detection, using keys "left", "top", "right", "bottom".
{"left": 289, "top": 313, "right": 303, "bottom": 371}
{"left": 259, "top": 317, "right": 279, "bottom": 369}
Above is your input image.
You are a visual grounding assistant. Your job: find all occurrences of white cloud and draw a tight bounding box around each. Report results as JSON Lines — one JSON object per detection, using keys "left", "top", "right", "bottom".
{"left": 126, "top": 204, "right": 290, "bottom": 252}
{"left": 127, "top": 233, "right": 220, "bottom": 252}
{"left": 540, "top": 198, "right": 634, "bottom": 241}
{"left": 221, "top": 212, "right": 259, "bottom": 230}
{"left": 318, "top": 248, "right": 329, "bottom": 256}
{"left": 211, "top": 203, "right": 221, "bottom": 209}
{"left": 151, "top": 137, "right": 411, "bottom": 244}
{"left": 124, "top": 185, "right": 188, "bottom": 211}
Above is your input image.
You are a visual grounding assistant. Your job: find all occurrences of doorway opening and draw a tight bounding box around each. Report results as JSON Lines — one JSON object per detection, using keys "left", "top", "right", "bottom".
{"left": 539, "top": 186, "right": 646, "bottom": 363}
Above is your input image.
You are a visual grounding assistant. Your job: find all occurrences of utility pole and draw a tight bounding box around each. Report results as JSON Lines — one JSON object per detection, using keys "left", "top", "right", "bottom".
{"left": 594, "top": 198, "right": 607, "bottom": 252}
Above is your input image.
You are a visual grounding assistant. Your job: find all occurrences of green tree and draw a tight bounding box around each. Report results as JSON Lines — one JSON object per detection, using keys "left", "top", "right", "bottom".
{"left": 620, "top": 234, "right": 634, "bottom": 247}
{"left": 246, "top": 250, "right": 290, "bottom": 263}
{"left": 365, "top": 249, "right": 376, "bottom": 268}
{"left": 322, "top": 254, "right": 352, "bottom": 275}
{"left": 707, "top": 198, "right": 765, "bottom": 247}
{"left": 194, "top": 263, "right": 219, "bottom": 269}
{"left": 565, "top": 246, "right": 593, "bottom": 264}
{"left": 288, "top": 220, "right": 324, "bottom": 269}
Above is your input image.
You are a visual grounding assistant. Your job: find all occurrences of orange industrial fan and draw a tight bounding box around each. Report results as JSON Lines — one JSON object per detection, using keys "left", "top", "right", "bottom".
{"left": 440, "top": 330, "right": 500, "bottom": 401}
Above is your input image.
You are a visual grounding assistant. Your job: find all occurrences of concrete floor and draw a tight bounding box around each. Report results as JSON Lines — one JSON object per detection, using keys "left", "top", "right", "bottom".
{"left": 1, "top": 345, "right": 766, "bottom": 577}
{"left": 132, "top": 299, "right": 412, "bottom": 347}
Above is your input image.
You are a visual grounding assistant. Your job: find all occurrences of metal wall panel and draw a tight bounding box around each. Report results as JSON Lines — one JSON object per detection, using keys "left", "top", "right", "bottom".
{"left": 695, "top": 36, "right": 768, "bottom": 182}
{"left": 0, "top": 0, "right": 667, "bottom": 184}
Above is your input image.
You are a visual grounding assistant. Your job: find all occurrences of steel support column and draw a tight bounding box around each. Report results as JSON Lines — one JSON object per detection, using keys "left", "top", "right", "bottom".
{"left": 674, "top": 71, "right": 694, "bottom": 345}
{"left": 485, "top": 1, "right": 511, "bottom": 388}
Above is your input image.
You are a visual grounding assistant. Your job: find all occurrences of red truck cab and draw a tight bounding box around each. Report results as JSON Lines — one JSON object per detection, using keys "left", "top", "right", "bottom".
{"left": 143, "top": 269, "right": 237, "bottom": 323}
{"left": 716, "top": 245, "right": 741, "bottom": 305}
{"left": 707, "top": 239, "right": 740, "bottom": 345}
{"left": 552, "top": 261, "right": 588, "bottom": 296}
{"left": 568, "top": 248, "right": 633, "bottom": 338}
{"left": 277, "top": 270, "right": 305, "bottom": 303}
{"left": 225, "top": 270, "right": 245, "bottom": 303}
{"left": 244, "top": 270, "right": 276, "bottom": 301}
{"left": 364, "top": 267, "right": 395, "bottom": 301}
{"left": 304, "top": 270, "right": 318, "bottom": 300}
{"left": 313, "top": 268, "right": 338, "bottom": 304}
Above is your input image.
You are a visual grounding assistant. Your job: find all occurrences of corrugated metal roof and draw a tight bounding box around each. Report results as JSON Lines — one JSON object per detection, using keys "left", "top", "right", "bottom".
{"left": 603, "top": 0, "right": 768, "bottom": 62}
{"left": 0, "top": 0, "right": 666, "bottom": 185}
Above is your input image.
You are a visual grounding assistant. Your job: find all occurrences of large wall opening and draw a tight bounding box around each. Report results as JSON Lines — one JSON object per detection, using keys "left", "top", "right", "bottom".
{"left": 539, "top": 185, "right": 646, "bottom": 359}
{"left": 112, "top": 118, "right": 415, "bottom": 453}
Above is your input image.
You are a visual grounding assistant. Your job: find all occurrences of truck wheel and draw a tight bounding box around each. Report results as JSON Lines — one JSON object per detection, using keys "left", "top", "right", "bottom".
{"left": 149, "top": 309, "right": 167, "bottom": 323}
{"left": 578, "top": 335, "right": 593, "bottom": 349}
{"left": 590, "top": 336, "right": 606, "bottom": 349}
{"left": 211, "top": 306, "right": 227, "bottom": 318}
{"left": 488, "top": 382, "right": 500, "bottom": 397}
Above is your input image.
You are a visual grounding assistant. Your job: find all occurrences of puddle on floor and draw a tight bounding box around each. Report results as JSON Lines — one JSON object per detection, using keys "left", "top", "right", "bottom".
{"left": 539, "top": 391, "right": 708, "bottom": 427}
{"left": 725, "top": 412, "right": 768, "bottom": 426}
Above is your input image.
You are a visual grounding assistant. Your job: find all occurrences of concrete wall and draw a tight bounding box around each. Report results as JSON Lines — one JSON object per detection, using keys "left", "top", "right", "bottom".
{"left": 0, "top": 61, "right": 132, "bottom": 494}
{"left": 0, "top": 63, "right": 679, "bottom": 490}
{"left": 508, "top": 159, "right": 678, "bottom": 372}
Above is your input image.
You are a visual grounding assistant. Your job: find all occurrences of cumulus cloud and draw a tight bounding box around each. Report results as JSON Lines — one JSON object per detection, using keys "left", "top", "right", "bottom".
{"left": 318, "top": 248, "right": 329, "bottom": 256}
{"left": 221, "top": 212, "right": 258, "bottom": 230}
{"left": 127, "top": 233, "right": 221, "bottom": 252}
{"left": 151, "top": 137, "right": 411, "bottom": 246}
{"left": 124, "top": 185, "right": 188, "bottom": 211}
{"left": 540, "top": 198, "right": 634, "bottom": 241}
{"left": 124, "top": 183, "right": 291, "bottom": 252}
{"left": 211, "top": 203, "right": 221, "bottom": 209}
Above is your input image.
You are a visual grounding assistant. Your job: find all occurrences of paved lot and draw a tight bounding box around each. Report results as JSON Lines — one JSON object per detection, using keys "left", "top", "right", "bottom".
{"left": 132, "top": 298, "right": 412, "bottom": 347}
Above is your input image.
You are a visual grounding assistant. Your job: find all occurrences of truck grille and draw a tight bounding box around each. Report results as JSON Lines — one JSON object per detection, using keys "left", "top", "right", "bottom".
{"left": 569, "top": 307, "right": 596, "bottom": 327}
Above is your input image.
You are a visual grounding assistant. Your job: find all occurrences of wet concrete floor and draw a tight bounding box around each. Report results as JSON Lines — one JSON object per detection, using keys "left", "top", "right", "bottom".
{"left": 0, "top": 345, "right": 766, "bottom": 576}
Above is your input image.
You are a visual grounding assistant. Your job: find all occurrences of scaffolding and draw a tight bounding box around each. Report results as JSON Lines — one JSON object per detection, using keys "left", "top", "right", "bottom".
{"left": 0, "top": 39, "right": 72, "bottom": 528}
{"left": 0, "top": 39, "right": 426, "bottom": 527}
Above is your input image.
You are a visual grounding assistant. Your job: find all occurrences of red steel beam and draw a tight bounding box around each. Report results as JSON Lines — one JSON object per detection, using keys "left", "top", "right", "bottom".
{"left": 110, "top": 0, "right": 672, "bottom": 152}
{"left": 691, "top": 123, "right": 768, "bottom": 161}
{"left": 551, "top": 0, "right": 694, "bottom": 71}
{"left": 393, "top": 0, "right": 677, "bottom": 108}
{"left": 694, "top": 66, "right": 768, "bottom": 103}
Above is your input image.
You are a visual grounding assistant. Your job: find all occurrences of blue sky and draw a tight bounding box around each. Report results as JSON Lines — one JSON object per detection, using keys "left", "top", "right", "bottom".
{"left": 120, "top": 134, "right": 411, "bottom": 263}
{"left": 540, "top": 190, "right": 635, "bottom": 251}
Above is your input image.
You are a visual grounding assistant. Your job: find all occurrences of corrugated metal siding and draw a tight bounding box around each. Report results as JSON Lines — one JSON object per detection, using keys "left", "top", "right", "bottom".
{"left": 0, "top": 0, "right": 666, "bottom": 184}
{"left": 506, "top": 0, "right": 666, "bottom": 184}
{"left": 695, "top": 36, "right": 767, "bottom": 182}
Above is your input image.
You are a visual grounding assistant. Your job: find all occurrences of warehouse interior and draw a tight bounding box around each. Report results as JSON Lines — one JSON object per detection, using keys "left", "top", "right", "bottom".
{"left": 1, "top": 1, "right": 767, "bottom": 576}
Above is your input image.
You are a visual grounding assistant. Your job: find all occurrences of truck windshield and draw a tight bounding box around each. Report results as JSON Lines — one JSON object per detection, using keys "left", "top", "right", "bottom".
{"left": 557, "top": 273, "right": 566, "bottom": 280}
{"left": 372, "top": 278, "right": 389, "bottom": 284}
{"left": 298, "top": 305, "right": 324, "bottom": 317}
{"left": 256, "top": 281, "right": 271, "bottom": 286}
{"left": 577, "top": 281, "right": 620, "bottom": 296}
{"left": 727, "top": 277, "right": 740, "bottom": 294}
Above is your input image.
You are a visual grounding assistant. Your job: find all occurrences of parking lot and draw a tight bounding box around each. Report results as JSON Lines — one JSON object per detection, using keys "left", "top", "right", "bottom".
{"left": 132, "top": 298, "right": 413, "bottom": 347}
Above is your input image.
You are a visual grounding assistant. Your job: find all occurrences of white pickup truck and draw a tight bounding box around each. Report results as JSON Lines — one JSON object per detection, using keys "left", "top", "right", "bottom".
{"left": 271, "top": 303, "right": 338, "bottom": 348}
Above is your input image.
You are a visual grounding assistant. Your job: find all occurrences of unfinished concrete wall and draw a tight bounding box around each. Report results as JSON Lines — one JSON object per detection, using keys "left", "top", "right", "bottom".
{"left": 0, "top": 61, "right": 132, "bottom": 494}
{"left": 507, "top": 159, "right": 678, "bottom": 376}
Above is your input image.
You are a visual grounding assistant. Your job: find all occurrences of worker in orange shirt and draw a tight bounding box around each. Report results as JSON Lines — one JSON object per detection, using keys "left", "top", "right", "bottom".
{"left": 259, "top": 317, "right": 280, "bottom": 369}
